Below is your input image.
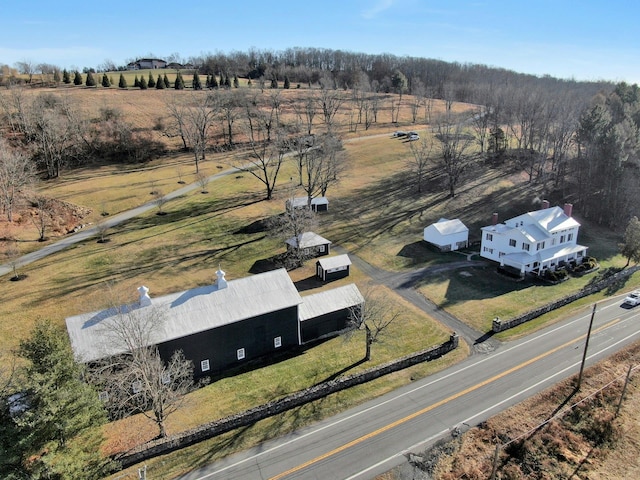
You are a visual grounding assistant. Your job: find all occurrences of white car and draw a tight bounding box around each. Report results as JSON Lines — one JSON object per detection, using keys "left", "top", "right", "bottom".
{"left": 624, "top": 291, "right": 640, "bottom": 306}
{"left": 407, "top": 133, "right": 420, "bottom": 141}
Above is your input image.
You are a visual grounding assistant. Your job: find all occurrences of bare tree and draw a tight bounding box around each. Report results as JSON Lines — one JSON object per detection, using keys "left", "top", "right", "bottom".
{"left": 195, "top": 171, "right": 209, "bottom": 193}
{"left": 31, "top": 196, "right": 53, "bottom": 241}
{"left": 14, "top": 60, "right": 36, "bottom": 83}
{"left": 88, "top": 303, "right": 193, "bottom": 439}
{"left": 348, "top": 288, "right": 402, "bottom": 361}
{"left": 4, "top": 239, "right": 23, "bottom": 280}
{"left": 407, "top": 135, "right": 434, "bottom": 193}
{"left": 0, "top": 140, "right": 34, "bottom": 222}
{"left": 317, "top": 82, "right": 343, "bottom": 130}
{"left": 269, "top": 201, "right": 317, "bottom": 269}
{"left": 435, "top": 118, "right": 476, "bottom": 198}
{"left": 293, "top": 93, "right": 317, "bottom": 136}
{"left": 153, "top": 189, "right": 168, "bottom": 215}
{"left": 237, "top": 109, "right": 287, "bottom": 200}
{"left": 470, "top": 105, "right": 490, "bottom": 154}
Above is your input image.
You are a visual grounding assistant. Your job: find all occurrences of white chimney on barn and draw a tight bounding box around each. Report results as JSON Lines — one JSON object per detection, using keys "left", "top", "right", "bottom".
{"left": 138, "top": 286, "right": 152, "bottom": 307}
{"left": 216, "top": 265, "right": 228, "bottom": 290}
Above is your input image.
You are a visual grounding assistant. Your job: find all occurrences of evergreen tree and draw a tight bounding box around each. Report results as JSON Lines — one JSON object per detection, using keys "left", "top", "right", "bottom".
{"left": 232, "top": 74, "right": 239, "bottom": 88}
{"left": 247, "top": 78, "right": 252, "bottom": 87}
{"left": 53, "top": 69, "right": 61, "bottom": 84}
{"left": 85, "top": 71, "right": 96, "bottom": 87}
{"left": 193, "top": 72, "right": 202, "bottom": 90}
{"left": 73, "top": 71, "right": 83, "bottom": 85}
{"left": 62, "top": 69, "right": 71, "bottom": 84}
{"left": 205, "top": 74, "right": 211, "bottom": 88}
{"left": 174, "top": 71, "right": 185, "bottom": 90}
{"left": 284, "top": 75, "right": 290, "bottom": 89}
{"left": 101, "top": 73, "right": 110, "bottom": 87}
{"left": 0, "top": 320, "right": 114, "bottom": 479}
{"left": 133, "top": 75, "right": 140, "bottom": 88}
{"left": 156, "top": 74, "right": 165, "bottom": 89}
{"left": 271, "top": 77, "right": 278, "bottom": 89}
{"left": 147, "top": 72, "right": 156, "bottom": 88}
{"left": 211, "top": 74, "right": 219, "bottom": 88}
{"left": 139, "top": 75, "right": 148, "bottom": 89}
{"left": 163, "top": 73, "right": 171, "bottom": 88}
{"left": 118, "top": 73, "right": 127, "bottom": 89}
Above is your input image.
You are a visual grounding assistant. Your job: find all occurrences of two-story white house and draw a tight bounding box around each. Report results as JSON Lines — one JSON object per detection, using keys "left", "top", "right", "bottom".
{"left": 480, "top": 202, "right": 588, "bottom": 275}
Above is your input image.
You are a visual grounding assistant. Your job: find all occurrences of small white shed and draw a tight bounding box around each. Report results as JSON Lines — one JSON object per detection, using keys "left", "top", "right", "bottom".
{"left": 423, "top": 218, "right": 469, "bottom": 252}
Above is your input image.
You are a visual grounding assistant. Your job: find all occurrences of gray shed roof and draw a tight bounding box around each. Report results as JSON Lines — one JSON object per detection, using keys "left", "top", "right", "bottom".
{"left": 66, "top": 268, "right": 302, "bottom": 362}
{"left": 285, "top": 231, "right": 331, "bottom": 249}
{"left": 299, "top": 284, "right": 364, "bottom": 321}
{"left": 317, "top": 254, "right": 351, "bottom": 270}
{"left": 287, "top": 197, "right": 329, "bottom": 208}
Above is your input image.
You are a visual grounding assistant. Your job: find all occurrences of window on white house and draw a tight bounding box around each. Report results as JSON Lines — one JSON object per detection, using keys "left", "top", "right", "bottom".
{"left": 560, "top": 235, "right": 566, "bottom": 243}
{"left": 499, "top": 252, "right": 505, "bottom": 257}
{"left": 132, "top": 380, "right": 143, "bottom": 394}
{"left": 237, "top": 348, "right": 246, "bottom": 360}
{"left": 486, "top": 233, "right": 493, "bottom": 241}
{"left": 568, "top": 233, "right": 573, "bottom": 241}
{"left": 201, "top": 359, "right": 210, "bottom": 372}
{"left": 161, "top": 371, "right": 171, "bottom": 385}
{"left": 522, "top": 243, "right": 530, "bottom": 251}
{"left": 274, "top": 336, "right": 282, "bottom": 348}
{"left": 509, "top": 239, "right": 516, "bottom": 247}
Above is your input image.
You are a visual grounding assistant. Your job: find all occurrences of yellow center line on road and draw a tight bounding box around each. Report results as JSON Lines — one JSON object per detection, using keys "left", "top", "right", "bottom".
{"left": 269, "top": 318, "right": 620, "bottom": 480}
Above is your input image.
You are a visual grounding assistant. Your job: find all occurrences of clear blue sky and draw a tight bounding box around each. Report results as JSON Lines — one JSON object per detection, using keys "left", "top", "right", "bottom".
{"left": 1, "top": 0, "right": 638, "bottom": 83}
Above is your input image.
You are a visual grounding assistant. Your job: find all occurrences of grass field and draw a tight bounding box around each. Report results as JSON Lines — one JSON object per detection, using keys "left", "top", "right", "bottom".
{"left": 1, "top": 85, "right": 637, "bottom": 478}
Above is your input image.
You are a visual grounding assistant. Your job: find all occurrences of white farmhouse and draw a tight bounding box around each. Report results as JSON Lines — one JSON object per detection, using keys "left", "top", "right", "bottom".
{"left": 480, "top": 202, "right": 588, "bottom": 275}
{"left": 423, "top": 218, "right": 469, "bottom": 252}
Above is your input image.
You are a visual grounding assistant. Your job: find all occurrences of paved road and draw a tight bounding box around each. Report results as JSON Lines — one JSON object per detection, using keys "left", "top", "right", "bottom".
{"left": 176, "top": 294, "right": 640, "bottom": 480}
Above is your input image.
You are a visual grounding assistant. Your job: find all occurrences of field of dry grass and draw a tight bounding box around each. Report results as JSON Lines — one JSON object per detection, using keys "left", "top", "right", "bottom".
{"left": 2, "top": 84, "right": 639, "bottom": 479}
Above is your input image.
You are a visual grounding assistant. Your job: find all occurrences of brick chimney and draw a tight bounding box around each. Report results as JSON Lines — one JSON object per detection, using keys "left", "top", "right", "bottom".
{"left": 138, "top": 286, "right": 152, "bottom": 307}
{"left": 216, "top": 265, "right": 228, "bottom": 290}
{"left": 563, "top": 203, "right": 573, "bottom": 217}
{"left": 491, "top": 212, "right": 498, "bottom": 226}
{"left": 542, "top": 199, "right": 550, "bottom": 210}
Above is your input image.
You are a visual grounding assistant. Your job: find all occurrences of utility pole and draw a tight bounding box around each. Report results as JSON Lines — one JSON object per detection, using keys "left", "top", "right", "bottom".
{"left": 577, "top": 304, "right": 596, "bottom": 391}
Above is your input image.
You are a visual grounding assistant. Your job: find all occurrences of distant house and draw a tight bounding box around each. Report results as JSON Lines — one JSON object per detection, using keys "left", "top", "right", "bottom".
{"left": 423, "top": 218, "right": 469, "bottom": 252}
{"left": 66, "top": 267, "right": 363, "bottom": 377}
{"left": 299, "top": 284, "right": 364, "bottom": 343}
{"left": 480, "top": 202, "right": 588, "bottom": 275}
{"left": 316, "top": 254, "right": 351, "bottom": 282}
{"left": 127, "top": 58, "right": 167, "bottom": 70}
{"left": 286, "top": 231, "right": 331, "bottom": 257}
{"left": 286, "top": 196, "right": 329, "bottom": 212}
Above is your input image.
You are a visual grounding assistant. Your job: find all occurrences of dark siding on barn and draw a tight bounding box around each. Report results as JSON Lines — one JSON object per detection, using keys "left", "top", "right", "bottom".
{"left": 300, "top": 308, "right": 352, "bottom": 343}
{"left": 157, "top": 305, "right": 299, "bottom": 377}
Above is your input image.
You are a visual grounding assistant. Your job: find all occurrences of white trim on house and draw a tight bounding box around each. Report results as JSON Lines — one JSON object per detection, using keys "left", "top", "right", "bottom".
{"left": 480, "top": 205, "right": 588, "bottom": 274}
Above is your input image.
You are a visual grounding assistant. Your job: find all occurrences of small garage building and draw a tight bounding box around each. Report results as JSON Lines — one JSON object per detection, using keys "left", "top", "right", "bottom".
{"left": 316, "top": 254, "right": 351, "bottom": 281}
{"left": 423, "top": 218, "right": 469, "bottom": 252}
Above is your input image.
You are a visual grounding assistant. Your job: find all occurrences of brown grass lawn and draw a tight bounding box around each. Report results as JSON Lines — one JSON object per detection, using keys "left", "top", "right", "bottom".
{"left": 1, "top": 85, "right": 638, "bottom": 478}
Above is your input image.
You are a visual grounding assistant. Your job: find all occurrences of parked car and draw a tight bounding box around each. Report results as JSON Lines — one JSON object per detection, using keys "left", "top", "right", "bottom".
{"left": 623, "top": 290, "right": 640, "bottom": 306}
{"left": 407, "top": 133, "right": 420, "bottom": 141}
{"left": 392, "top": 131, "right": 407, "bottom": 137}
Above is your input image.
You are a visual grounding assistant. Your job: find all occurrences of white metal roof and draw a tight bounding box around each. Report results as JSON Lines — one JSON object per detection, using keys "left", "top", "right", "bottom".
{"left": 285, "top": 231, "right": 331, "bottom": 249}
{"left": 299, "top": 284, "right": 364, "bottom": 321}
{"left": 288, "top": 197, "right": 329, "bottom": 208}
{"left": 66, "top": 268, "right": 302, "bottom": 363}
{"left": 429, "top": 218, "right": 468, "bottom": 236}
{"left": 317, "top": 254, "right": 351, "bottom": 270}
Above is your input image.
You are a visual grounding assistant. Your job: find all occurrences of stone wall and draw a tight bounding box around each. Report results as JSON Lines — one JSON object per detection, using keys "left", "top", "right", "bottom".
{"left": 116, "top": 333, "right": 459, "bottom": 469}
{"left": 492, "top": 266, "right": 639, "bottom": 332}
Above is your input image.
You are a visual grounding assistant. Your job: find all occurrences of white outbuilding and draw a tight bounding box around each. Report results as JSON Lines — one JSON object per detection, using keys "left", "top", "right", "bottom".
{"left": 423, "top": 218, "right": 469, "bottom": 252}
